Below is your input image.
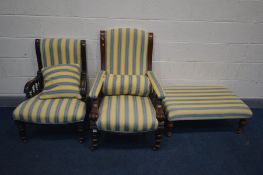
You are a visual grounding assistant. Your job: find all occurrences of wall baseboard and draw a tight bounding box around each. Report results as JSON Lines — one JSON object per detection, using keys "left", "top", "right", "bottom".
{"left": 0, "top": 96, "right": 25, "bottom": 107}
{"left": 241, "top": 98, "right": 263, "bottom": 109}
{"left": 0, "top": 96, "right": 263, "bottom": 109}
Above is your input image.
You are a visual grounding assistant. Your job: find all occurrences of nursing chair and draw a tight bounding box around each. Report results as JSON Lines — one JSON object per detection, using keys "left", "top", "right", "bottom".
{"left": 89, "top": 28, "right": 165, "bottom": 150}
{"left": 13, "top": 39, "right": 87, "bottom": 143}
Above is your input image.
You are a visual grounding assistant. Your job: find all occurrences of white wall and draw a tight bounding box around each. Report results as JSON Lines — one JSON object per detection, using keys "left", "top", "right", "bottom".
{"left": 0, "top": 0, "right": 263, "bottom": 98}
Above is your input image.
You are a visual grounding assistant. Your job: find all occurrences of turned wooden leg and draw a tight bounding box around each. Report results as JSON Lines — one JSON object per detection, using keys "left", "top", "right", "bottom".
{"left": 15, "top": 121, "right": 27, "bottom": 143}
{"left": 236, "top": 119, "right": 247, "bottom": 134}
{"left": 153, "top": 121, "right": 164, "bottom": 151}
{"left": 77, "top": 123, "right": 85, "bottom": 144}
{"left": 90, "top": 121, "right": 98, "bottom": 150}
{"left": 91, "top": 128, "right": 98, "bottom": 150}
{"left": 167, "top": 121, "right": 174, "bottom": 137}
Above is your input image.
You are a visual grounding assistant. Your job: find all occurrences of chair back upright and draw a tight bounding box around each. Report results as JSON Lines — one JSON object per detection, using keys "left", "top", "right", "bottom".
{"left": 39, "top": 38, "right": 82, "bottom": 68}
{"left": 101, "top": 28, "right": 153, "bottom": 75}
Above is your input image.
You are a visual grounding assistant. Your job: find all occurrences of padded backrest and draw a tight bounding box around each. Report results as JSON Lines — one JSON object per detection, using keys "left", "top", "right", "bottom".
{"left": 104, "top": 28, "right": 149, "bottom": 75}
{"left": 40, "top": 38, "right": 81, "bottom": 67}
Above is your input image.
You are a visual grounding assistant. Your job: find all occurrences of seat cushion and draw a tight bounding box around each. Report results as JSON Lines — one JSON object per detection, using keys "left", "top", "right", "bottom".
{"left": 97, "top": 95, "right": 158, "bottom": 133}
{"left": 103, "top": 74, "right": 150, "bottom": 96}
{"left": 13, "top": 94, "right": 86, "bottom": 124}
{"left": 163, "top": 86, "right": 253, "bottom": 121}
{"left": 39, "top": 64, "right": 81, "bottom": 100}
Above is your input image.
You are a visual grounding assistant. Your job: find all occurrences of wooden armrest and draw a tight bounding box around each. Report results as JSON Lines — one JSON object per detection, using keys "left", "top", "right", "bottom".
{"left": 89, "top": 92, "right": 102, "bottom": 122}
{"left": 80, "top": 73, "right": 87, "bottom": 101}
{"left": 24, "top": 71, "right": 43, "bottom": 98}
{"left": 151, "top": 91, "right": 165, "bottom": 122}
{"left": 155, "top": 100, "right": 165, "bottom": 122}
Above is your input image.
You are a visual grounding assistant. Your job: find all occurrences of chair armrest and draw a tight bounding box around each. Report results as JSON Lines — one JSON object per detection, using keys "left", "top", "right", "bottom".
{"left": 80, "top": 73, "right": 87, "bottom": 101}
{"left": 147, "top": 71, "right": 165, "bottom": 100}
{"left": 89, "top": 70, "right": 105, "bottom": 123}
{"left": 89, "top": 97, "right": 101, "bottom": 122}
{"left": 151, "top": 92, "right": 165, "bottom": 122}
{"left": 24, "top": 71, "right": 43, "bottom": 98}
{"left": 89, "top": 70, "right": 105, "bottom": 100}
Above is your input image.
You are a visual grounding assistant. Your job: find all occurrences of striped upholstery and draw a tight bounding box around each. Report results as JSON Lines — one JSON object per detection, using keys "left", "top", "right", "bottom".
{"left": 39, "top": 64, "right": 81, "bottom": 100}
{"left": 13, "top": 94, "right": 86, "bottom": 124}
{"left": 163, "top": 86, "right": 253, "bottom": 121}
{"left": 147, "top": 71, "right": 165, "bottom": 99}
{"left": 103, "top": 74, "right": 150, "bottom": 96}
{"left": 105, "top": 28, "right": 149, "bottom": 75}
{"left": 97, "top": 95, "right": 158, "bottom": 133}
{"left": 40, "top": 38, "right": 81, "bottom": 67}
{"left": 89, "top": 71, "right": 106, "bottom": 99}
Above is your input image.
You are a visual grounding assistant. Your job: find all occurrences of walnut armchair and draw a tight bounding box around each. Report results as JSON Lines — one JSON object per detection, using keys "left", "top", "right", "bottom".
{"left": 89, "top": 28, "right": 165, "bottom": 150}
{"left": 13, "top": 39, "right": 87, "bottom": 143}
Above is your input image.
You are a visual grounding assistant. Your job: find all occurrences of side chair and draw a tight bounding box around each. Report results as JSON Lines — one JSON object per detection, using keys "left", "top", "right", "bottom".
{"left": 13, "top": 38, "right": 87, "bottom": 143}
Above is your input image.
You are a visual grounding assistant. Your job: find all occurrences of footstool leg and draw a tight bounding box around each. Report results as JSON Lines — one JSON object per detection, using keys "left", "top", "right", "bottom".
{"left": 167, "top": 121, "right": 174, "bottom": 137}
{"left": 236, "top": 119, "right": 247, "bottom": 134}
{"left": 15, "top": 121, "right": 27, "bottom": 143}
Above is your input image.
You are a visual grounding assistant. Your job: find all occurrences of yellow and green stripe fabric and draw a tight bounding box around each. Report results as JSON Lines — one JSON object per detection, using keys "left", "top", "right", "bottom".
{"left": 147, "top": 71, "right": 165, "bottom": 99}
{"left": 97, "top": 95, "right": 158, "bottom": 133}
{"left": 89, "top": 71, "right": 106, "bottom": 99}
{"left": 40, "top": 38, "right": 81, "bottom": 67}
{"left": 39, "top": 64, "right": 81, "bottom": 100}
{"left": 105, "top": 28, "right": 149, "bottom": 75}
{"left": 103, "top": 74, "right": 150, "bottom": 96}
{"left": 163, "top": 86, "right": 253, "bottom": 121}
{"left": 13, "top": 94, "right": 86, "bottom": 124}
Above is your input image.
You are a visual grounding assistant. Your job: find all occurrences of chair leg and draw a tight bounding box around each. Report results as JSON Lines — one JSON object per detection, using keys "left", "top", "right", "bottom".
{"left": 15, "top": 121, "right": 27, "bottom": 143}
{"left": 153, "top": 121, "right": 164, "bottom": 151}
{"left": 76, "top": 123, "right": 85, "bottom": 144}
{"left": 236, "top": 119, "right": 247, "bottom": 134}
{"left": 90, "top": 121, "right": 98, "bottom": 150}
{"left": 167, "top": 121, "right": 174, "bottom": 137}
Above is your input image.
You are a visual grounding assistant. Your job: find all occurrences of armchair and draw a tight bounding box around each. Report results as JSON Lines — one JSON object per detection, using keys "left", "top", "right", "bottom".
{"left": 89, "top": 28, "right": 165, "bottom": 150}
{"left": 13, "top": 38, "right": 87, "bottom": 143}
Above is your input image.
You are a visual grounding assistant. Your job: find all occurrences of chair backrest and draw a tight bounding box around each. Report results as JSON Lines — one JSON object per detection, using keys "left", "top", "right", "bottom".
{"left": 36, "top": 38, "right": 83, "bottom": 68}
{"left": 100, "top": 28, "right": 153, "bottom": 75}
{"left": 35, "top": 38, "right": 86, "bottom": 73}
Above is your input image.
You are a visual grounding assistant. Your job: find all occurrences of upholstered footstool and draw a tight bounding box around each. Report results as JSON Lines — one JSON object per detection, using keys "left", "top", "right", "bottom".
{"left": 163, "top": 86, "right": 253, "bottom": 136}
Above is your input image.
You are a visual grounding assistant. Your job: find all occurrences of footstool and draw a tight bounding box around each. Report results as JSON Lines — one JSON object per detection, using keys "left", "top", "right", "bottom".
{"left": 163, "top": 86, "right": 253, "bottom": 136}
